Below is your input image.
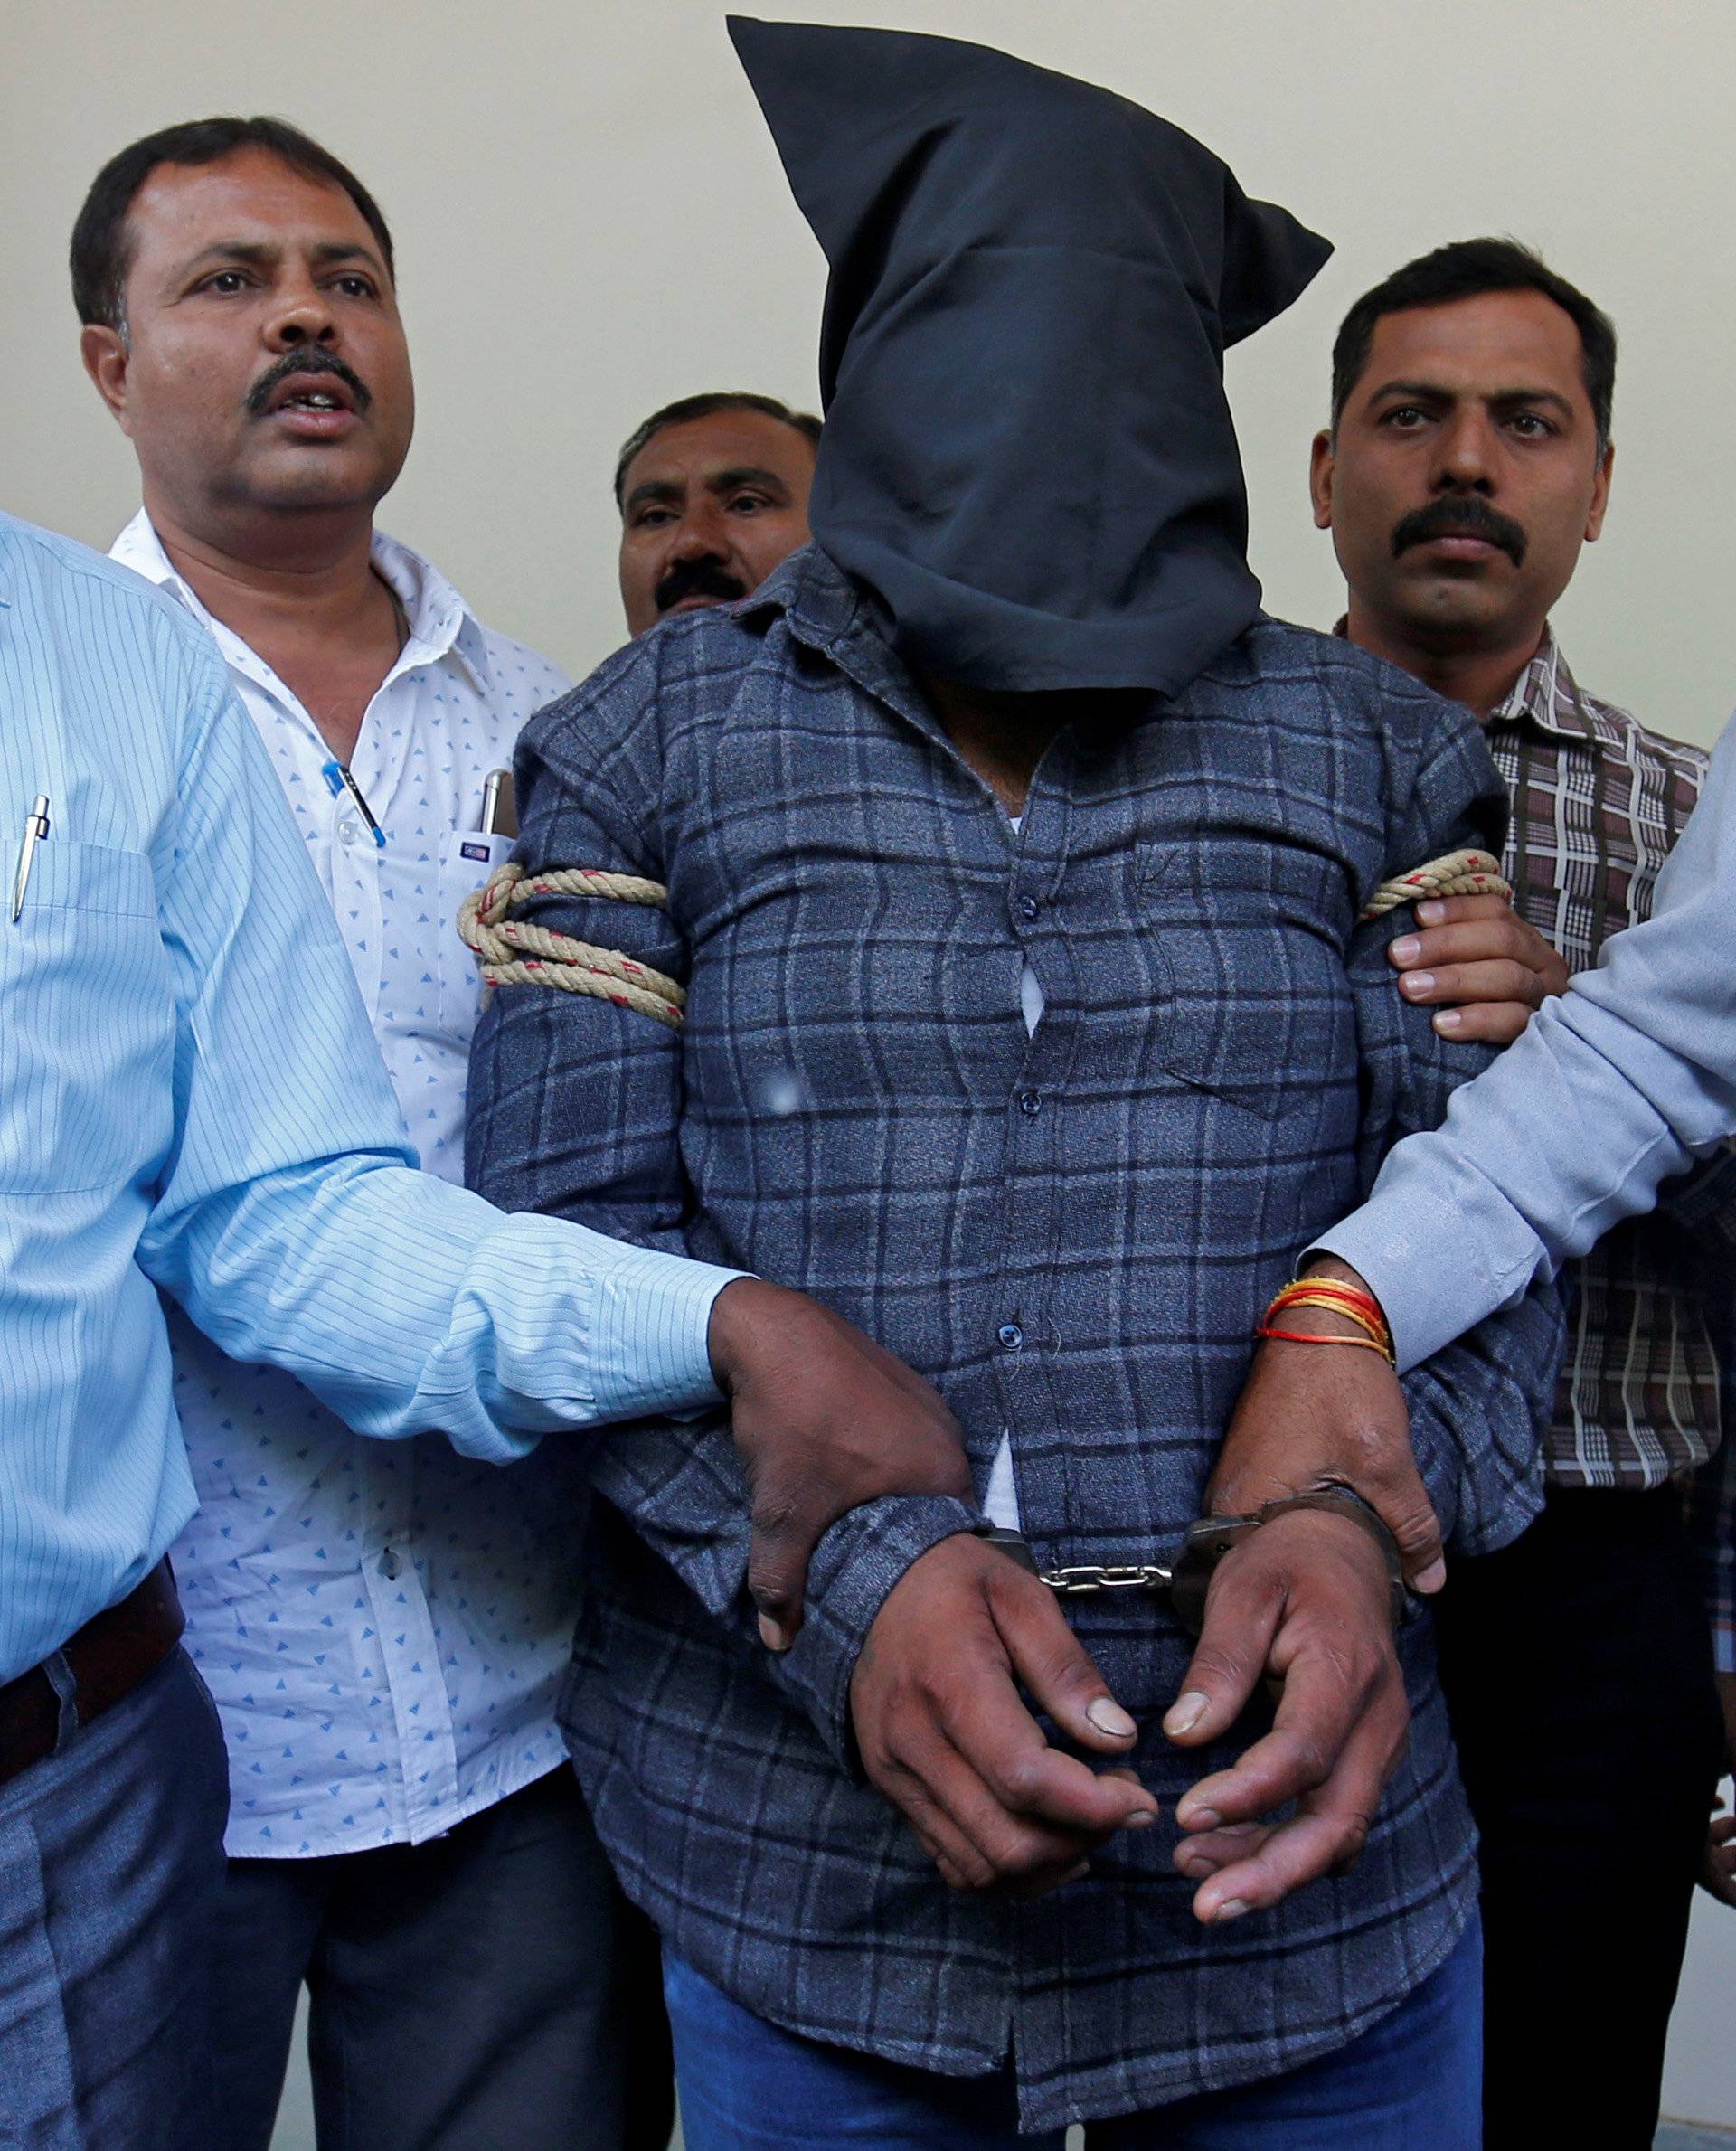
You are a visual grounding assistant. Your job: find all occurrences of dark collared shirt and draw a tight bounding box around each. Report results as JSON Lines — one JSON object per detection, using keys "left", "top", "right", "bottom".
{"left": 467, "top": 548, "right": 1561, "bottom": 2130}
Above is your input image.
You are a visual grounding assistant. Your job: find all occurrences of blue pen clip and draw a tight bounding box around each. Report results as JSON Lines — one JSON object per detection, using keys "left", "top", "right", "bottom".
{"left": 322, "top": 759, "right": 386, "bottom": 849}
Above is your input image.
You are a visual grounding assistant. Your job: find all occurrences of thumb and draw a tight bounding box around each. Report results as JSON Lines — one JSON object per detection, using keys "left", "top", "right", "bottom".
{"left": 987, "top": 1566, "right": 1146, "bottom": 1761}
{"left": 1363, "top": 1468, "right": 1445, "bottom": 1595}
{"left": 1162, "top": 1554, "right": 1282, "bottom": 1750}
{"left": 747, "top": 1498, "right": 812, "bottom": 1652}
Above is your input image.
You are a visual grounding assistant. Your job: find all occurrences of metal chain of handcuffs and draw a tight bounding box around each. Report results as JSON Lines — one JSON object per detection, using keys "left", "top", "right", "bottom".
{"left": 460, "top": 845, "right": 1503, "bottom": 1638}
{"left": 978, "top": 1486, "right": 1411, "bottom": 1637}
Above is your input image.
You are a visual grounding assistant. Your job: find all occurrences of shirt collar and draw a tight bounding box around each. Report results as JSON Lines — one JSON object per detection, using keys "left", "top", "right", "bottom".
{"left": 1327, "top": 613, "right": 1611, "bottom": 755}
{"left": 733, "top": 543, "right": 948, "bottom": 736}
{"left": 108, "top": 509, "right": 494, "bottom": 698}
{"left": 1488, "top": 626, "right": 1620, "bottom": 751}
{"left": 734, "top": 542, "right": 860, "bottom": 646}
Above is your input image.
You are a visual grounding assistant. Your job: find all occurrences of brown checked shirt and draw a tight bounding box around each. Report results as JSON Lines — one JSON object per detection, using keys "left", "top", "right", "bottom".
{"left": 1482, "top": 628, "right": 1729, "bottom": 1489}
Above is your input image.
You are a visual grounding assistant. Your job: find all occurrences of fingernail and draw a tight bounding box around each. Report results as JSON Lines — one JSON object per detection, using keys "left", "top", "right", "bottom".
{"left": 1416, "top": 1558, "right": 1447, "bottom": 1594}
{"left": 1401, "top": 970, "right": 1435, "bottom": 995}
{"left": 1180, "top": 1805, "right": 1221, "bottom": 1832}
{"left": 1061, "top": 1861, "right": 1091, "bottom": 1885}
{"left": 758, "top": 1612, "right": 792, "bottom": 1652}
{"left": 1390, "top": 935, "right": 1421, "bottom": 963}
{"left": 1213, "top": 1897, "right": 1251, "bottom": 1922}
{"left": 1164, "top": 1691, "right": 1209, "bottom": 1737}
{"left": 1416, "top": 901, "right": 1445, "bottom": 924}
{"left": 1432, "top": 1009, "right": 1461, "bottom": 1033}
{"left": 1088, "top": 1697, "right": 1137, "bottom": 1739}
{"left": 1123, "top": 1807, "right": 1157, "bottom": 1829}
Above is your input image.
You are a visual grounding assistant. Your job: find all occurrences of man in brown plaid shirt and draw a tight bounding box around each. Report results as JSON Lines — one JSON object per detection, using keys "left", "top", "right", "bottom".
{"left": 1313, "top": 235, "right": 1736, "bottom": 2147}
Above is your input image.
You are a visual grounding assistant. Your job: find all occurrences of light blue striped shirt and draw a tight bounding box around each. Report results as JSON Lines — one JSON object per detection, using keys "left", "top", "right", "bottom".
{"left": 0, "top": 510, "right": 735, "bottom": 1687}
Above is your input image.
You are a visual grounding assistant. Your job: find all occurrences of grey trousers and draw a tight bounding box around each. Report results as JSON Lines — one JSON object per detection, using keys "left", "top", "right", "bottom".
{"left": 0, "top": 1646, "right": 230, "bottom": 2150}
{"left": 214, "top": 1765, "right": 675, "bottom": 2151}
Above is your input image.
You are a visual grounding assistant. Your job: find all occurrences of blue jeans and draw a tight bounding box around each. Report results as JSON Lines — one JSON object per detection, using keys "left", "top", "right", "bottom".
{"left": 665, "top": 1917, "right": 1482, "bottom": 2148}
{"left": 0, "top": 1647, "right": 229, "bottom": 2150}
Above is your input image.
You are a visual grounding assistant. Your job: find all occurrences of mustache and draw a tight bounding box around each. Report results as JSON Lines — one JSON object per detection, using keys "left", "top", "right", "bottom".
{"left": 655, "top": 557, "right": 748, "bottom": 614}
{"left": 1391, "top": 493, "right": 1527, "bottom": 567}
{"left": 244, "top": 346, "right": 373, "bottom": 417}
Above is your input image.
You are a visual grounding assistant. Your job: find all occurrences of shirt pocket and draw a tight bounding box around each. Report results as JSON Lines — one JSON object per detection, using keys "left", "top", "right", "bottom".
{"left": 1137, "top": 838, "right": 1357, "bottom": 1120}
{"left": 435, "top": 832, "right": 508, "bottom": 1042}
{"left": 0, "top": 838, "right": 174, "bottom": 1193}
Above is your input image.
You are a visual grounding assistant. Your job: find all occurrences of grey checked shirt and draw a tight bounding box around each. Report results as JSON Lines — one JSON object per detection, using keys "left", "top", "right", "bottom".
{"left": 467, "top": 547, "right": 1562, "bottom": 2130}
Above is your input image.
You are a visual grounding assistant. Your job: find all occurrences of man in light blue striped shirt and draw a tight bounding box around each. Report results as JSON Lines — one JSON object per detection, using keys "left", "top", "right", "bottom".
{"left": 0, "top": 505, "right": 973, "bottom": 2149}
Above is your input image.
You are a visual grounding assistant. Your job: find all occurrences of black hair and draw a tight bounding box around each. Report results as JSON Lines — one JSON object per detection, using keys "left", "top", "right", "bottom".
{"left": 1331, "top": 238, "right": 1615, "bottom": 452}
{"left": 71, "top": 115, "right": 395, "bottom": 331}
{"left": 614, "top": 392, "right": 823, "bottom": 510}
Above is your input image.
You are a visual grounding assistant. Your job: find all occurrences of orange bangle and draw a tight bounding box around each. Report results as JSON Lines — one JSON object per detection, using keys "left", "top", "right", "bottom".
{"left": 1265, "top": 1279, "right": 1394, "bottom": 1360}
{"left": 1254, "top": 1326, "right": 1392, "bottom": 1356}
{"left": 1269, "top": 1297, "right": 1388, "bottom": 1354}
{"left": 1268, "top": 1278, "right": 1392, "bottom": 1333}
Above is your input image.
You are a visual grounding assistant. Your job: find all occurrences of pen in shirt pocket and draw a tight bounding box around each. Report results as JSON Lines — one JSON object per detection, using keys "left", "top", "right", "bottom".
{"left": 10, "top": 795, "right": 50, "bottom": 923}
{"left": 322, "top": 760, "right": 386, "bottom": 849}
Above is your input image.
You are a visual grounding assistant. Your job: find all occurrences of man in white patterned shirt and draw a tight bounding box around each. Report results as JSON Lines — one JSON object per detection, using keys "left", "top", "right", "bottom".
{"left": 74, "top": 117, "right": 667, "bottom": 2151}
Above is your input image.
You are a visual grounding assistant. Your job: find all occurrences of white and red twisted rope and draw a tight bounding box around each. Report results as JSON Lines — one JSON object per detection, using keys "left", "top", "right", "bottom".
{"left": 458, "top": 846, "right": 1514, "bottom": 1032}
{"left": 1359, "top": 847, "right": 1511, "bottom": 922}
{"left": 458, "top": 863, "right": 685, "bottom": 1030}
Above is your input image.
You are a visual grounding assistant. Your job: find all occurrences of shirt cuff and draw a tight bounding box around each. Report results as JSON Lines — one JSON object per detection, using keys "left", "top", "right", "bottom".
{"left": 1715, "top": 1629, "right": 1736, "bottom": 1678}
{"left": 776, "top": 1493, "right": 985, "bottom": 1771}
{"left": 466, "top": 1211, "right": 741, "bottom": 1425}
{"left": 1310, "top": 1181, "right": 1538, "bottom": 1373}
{"left": 585, "top": 1232, "right": 742, "bottom": 1420}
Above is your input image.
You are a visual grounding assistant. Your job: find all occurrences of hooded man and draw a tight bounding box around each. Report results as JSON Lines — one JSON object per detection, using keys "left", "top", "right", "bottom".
{"left": 466, "top": 22, "right": 1561, "bottom": 2145}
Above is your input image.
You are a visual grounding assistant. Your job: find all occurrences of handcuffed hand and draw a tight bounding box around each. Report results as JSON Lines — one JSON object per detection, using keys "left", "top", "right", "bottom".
{"left": 706, "top": 1277, "right": 974, "bottom": 1649}
{"left": 1207, "top": 1259, "right": 1444, "bottom": 1595}
{"left": 1163, "top": 1505, "right": 1409, "bottom": 1920}
{"left": 849, "top": 1533, "right": 1158, "bottom": 1894}
{"left": 1389, "top": 892, "right": 1569, "bottom": 1045}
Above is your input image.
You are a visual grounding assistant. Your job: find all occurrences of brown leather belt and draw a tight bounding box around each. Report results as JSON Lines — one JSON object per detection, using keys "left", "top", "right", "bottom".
{"left": 0, "top": 1561, "right": 184, "bottom": 1790}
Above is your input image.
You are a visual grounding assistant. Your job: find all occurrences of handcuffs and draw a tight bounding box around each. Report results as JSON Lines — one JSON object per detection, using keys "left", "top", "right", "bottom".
{"left": 980, "top": 1486, "right": 1410, "bottom": 1637}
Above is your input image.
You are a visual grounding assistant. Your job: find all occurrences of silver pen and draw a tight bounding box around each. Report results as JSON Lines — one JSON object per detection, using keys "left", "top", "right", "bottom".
{"left": 10, "top": 795, "right": 50, "bottom": 923}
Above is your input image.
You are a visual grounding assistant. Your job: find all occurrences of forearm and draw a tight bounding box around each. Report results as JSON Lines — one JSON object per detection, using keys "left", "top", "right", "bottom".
{"left": 1317, "top": 992, "right": 1712, "bottom": 1367}
{"left": 588, "top": 1276, "right": 983, "bottom": 1760}
{"left": 1326, "top": 714, "right": 1736, "bottom": 1363}
{"left": 144, "top": 1153, "right": 736, "bottom": 1460}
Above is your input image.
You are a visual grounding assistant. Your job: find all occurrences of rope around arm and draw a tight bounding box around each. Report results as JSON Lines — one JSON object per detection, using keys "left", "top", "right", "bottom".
{"left": 1358, "top": 847, "right": 1510, "bottom": 922}
{"left": 455, "top": 846, "right": 1514, "bottom": 1033}
{"left": 457, "top": 863, "right": 686, "bottom": 1030}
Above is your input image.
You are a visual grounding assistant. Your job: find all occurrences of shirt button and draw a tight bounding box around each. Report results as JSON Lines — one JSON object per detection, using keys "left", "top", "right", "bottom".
{"left": 379, "top": 1548, "right": 401, "bottom": 1580}
{"left": 338, "top": 820, "right": 360, "bottom": 847}
{"left": 997, "top": 1322, "right": 1024, "bottom": 1352}
{"left": 1017, "top": 895, "right": 1041, "bottom": 922}
{"left": 1017, "top": 1089, "right": 1042, "bottom": 1117}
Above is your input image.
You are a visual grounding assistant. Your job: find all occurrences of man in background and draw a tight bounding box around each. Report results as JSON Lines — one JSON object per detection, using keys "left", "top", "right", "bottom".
{"left": 72, "top": 115, "right": 666, "bottom": 2151}
{"left": 615, "top": 390, "right": 818, "bottom": 635}
{"left": 1310, "top": 234, "right": 1733, "bottom": 2146}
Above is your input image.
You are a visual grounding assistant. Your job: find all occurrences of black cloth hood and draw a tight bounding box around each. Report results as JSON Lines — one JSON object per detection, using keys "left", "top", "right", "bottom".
{"left": 729, "top": 16, "right": 1331, "bottom": 695}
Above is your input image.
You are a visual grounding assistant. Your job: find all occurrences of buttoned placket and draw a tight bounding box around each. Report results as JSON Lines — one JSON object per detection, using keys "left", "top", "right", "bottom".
{"left": 809, "top": 612, "right": 1099, "bottom": 1567}
{"left": 991, "top": 767, "right": 1080, "bottom": 1568}
{"left": 196, "top": 592, "right": 472, "bottom": 1838}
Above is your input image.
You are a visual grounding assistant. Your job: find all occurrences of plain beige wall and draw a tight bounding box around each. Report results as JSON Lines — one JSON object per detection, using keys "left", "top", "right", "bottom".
{"left": 6, "top": 0, "right": 1735, "bottom": 750}
{"left": 8, "top": 0, "right": 1736, "bottom": 2127}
